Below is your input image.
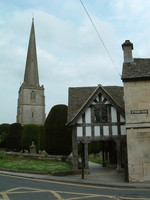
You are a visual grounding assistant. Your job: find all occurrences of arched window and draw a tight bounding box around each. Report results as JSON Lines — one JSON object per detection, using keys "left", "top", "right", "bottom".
{"left": 30, "top": 91, "right": 36, "bottom": 102}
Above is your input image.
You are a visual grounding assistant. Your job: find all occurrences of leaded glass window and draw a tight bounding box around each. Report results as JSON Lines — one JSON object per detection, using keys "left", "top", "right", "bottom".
{"left": 94, "top": 107, "right": 108, "bottom": 123}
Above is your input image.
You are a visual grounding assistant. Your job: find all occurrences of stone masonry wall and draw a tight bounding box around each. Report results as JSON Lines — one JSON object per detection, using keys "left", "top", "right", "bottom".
{"left": 17, "top": 86, "right": 45, "bottom": 125}
{"left": 127, "top": 128, "right": 150, "bottom": 182}
{"left": 124, "top": 80, "right": 150, "bottom": 182}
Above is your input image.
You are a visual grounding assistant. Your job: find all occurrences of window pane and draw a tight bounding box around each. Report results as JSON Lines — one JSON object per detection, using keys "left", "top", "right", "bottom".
{"left": 94, "top": 107, "right": 108, "bottom": 123}
{"left": 94, "top": 109, "right": 100, "bottom": 122}
{"left": 101, "top": 108, "right": 108, "bottom": 122}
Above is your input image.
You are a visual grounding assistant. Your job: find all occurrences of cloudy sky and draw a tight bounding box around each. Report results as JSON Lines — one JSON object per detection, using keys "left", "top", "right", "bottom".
{"left": 0, "top": 0, "right": 150, "bottom": 124}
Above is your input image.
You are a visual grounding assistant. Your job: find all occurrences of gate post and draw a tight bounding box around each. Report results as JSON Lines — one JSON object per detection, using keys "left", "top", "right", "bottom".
{"left": 116, "top": 139, "right": 122, "bottom": 172}
{"left": 72, "top": 126, "right": 78, "bottom": 171}
{"left": 102, "top": 141, "right": 106, "bottom": 167}
{"left": 80, "top": 142, "right": 85, "bottom": 179}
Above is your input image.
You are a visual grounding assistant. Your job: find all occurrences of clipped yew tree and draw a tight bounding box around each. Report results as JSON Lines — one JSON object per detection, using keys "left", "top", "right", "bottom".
{"left": 45, "top": 104, "right": 72, "bottom": 155}
{"left": 88, "top": 141, "right": 101, "bottom": 155}
{"left": 39, "top": 125, "right": 45, "bottom": 150}
{"left": 21, "top": 124, "right": 41, "bottom": 151}
{"left": 5, "top": 123, "right": 22, "bottom": 151}
{"left": 0, "top": 123, "right": 10, "bottom": 148}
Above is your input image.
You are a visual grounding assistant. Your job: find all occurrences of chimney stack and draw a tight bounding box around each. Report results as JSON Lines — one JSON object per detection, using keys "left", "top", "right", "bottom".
{"left": 122, "top": 40, "right": 133, "bottom": 63}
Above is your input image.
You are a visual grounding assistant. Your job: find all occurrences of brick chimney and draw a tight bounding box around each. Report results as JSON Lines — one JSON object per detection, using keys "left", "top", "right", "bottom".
{"left": 122, "top": 40, "right": 133, "bottom": 63}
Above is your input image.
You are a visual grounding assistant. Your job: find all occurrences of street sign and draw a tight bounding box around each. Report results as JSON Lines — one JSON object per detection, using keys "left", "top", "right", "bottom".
{"left": 131, "top": 110, "right": 148, "bottom": 114}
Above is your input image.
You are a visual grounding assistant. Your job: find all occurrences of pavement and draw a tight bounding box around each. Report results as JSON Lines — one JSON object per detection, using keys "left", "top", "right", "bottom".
{"left": 0, "top": 162, "right": 150, "bottom": 189}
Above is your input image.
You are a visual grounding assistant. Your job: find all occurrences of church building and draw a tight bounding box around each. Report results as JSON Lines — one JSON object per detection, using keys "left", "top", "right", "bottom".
{"left": 17, "top": 19, "right": 45, "bottom": 125}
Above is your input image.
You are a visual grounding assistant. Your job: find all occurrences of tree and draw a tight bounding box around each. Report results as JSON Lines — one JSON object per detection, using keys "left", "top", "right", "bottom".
{"left": 5, "top": 123, "right": 22, "bottom": 151}
{"left": 45, "top": 104, "right": 72, "bottom": 155}
{"left": 0, "top": 123, "right": 10, "bottom": 148}
{"left": 88, "top": 141, "right": 101, "bottom": 155}
{"left": 21, "top": 124, "right": 41, "bottom": 151}
{"left": 39, "top": 125, "right": 45, "bottom": 150}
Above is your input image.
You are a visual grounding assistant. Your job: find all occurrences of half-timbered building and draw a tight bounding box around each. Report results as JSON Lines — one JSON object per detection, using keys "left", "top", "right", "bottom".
{"left": 67, "top": 84, "right": 126, "bottom": 171}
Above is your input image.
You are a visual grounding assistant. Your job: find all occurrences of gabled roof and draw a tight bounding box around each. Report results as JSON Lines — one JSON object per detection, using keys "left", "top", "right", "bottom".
{"left": 122, "top": 58, "right": 150, "bottom": 81}
{"left": 24, "top": 18, "right": 39, "bottom": 87}
{"left": 67, "top": 85, "right": 124, "bottom": 125}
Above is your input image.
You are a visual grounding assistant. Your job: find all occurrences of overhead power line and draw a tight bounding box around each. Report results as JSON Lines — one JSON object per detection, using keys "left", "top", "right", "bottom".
{"left": 79, "top": 0, "right": 121, "bottom": 77}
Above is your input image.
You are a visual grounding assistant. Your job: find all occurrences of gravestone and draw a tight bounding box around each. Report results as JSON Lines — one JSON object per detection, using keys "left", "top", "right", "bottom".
{"left": 29, "top": 141, "right": 36, "bottom": 154}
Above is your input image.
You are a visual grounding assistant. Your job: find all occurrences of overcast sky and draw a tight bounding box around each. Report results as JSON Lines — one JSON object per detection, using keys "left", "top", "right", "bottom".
{"left": 0, "top": 0, "right": 150, "bottom": 124}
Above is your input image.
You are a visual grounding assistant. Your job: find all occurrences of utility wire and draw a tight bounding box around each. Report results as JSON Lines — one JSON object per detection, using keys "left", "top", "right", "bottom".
{"left": 80, "top": 0, "right": 121, "bottom": 77}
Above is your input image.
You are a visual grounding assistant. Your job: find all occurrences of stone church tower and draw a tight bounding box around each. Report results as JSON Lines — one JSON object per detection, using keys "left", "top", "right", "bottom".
{"left": 17, "top": 18, "right": 45, "bottom": 125}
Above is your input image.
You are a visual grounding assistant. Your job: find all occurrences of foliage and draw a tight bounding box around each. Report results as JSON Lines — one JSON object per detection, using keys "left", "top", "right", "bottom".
{"left": 45, "top": 104, "right": 72, "bottom": 155}
{"left": 0, "top": 151, "right": 5, "bottom": 159}
{"left": 5, "top": 123, "right": 22, "bottom": 151}
{"left": 0, "top": 124, "right": 10, "bottom": 148}
{"left": 21, "top": 124, "right": 41, "bottom": 151}
{"left": 88, "top": 141, "right": 102, "bottom": 154}
{"left": 0, "top": 133, "right": 7, "bottom": 146}
{"left": 78, "top": 141, "right": 101, "bottom": 155}
{"left": 39, "top": 125, "right": 45, "bottom": 150}
{"left": 88, "top": 154, "right": 109, "bottom": 165}
{"left": 88, "top": 154, "right": 102, "bottom": 164}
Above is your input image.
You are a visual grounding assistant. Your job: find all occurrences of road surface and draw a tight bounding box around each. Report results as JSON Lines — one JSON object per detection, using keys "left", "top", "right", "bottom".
{"left": 0, "top": 173, "right": 150, "bottom": 199}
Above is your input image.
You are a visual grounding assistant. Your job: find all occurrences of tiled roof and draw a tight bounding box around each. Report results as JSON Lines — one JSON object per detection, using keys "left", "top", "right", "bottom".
{"left": 67, "top": 85, "right": 124, "bottom": 124}
{"left": 67, "top": 87, "right": 96, "bottom": 123}
{"left": 122, "top": 58, "right": 150, "bottom": 81}
{"left": 103, "top": 86, "right": 124, "bottom": 110}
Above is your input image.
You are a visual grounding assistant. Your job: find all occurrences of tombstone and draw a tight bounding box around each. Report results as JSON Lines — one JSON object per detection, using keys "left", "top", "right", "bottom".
{"left": 29, "top": 141, "right": 36, "bottom": 154}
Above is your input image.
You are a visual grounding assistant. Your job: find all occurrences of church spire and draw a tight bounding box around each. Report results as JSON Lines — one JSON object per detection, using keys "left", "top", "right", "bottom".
{"left": 24, "top": 18, "right": 39, "bottom": 86}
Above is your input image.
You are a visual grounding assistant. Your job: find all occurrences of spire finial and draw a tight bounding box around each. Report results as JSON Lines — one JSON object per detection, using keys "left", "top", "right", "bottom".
{"left": 32, "top": 11, "right": 34, "bottom": 21}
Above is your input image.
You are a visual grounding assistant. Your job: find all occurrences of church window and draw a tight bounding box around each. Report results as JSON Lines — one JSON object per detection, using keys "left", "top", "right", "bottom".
{"left": 30, "top": 91, "right": 36, "bottom": 102}
{"left": 32, "top": 112, "right": 34, "bottom": 118}
{"left": 94, "top": 107, "right": 108, "bottom": 123}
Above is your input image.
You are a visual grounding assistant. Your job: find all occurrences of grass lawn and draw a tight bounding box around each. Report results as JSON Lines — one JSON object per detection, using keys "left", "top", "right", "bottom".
{"left": 0, "top": 153, "right": 72, "bottom": 173}
{"left": 88, "top": 154, "right": 102, "bottom": 164}
{"left": 88, "top": 154, "right": 109, "bottom": 165}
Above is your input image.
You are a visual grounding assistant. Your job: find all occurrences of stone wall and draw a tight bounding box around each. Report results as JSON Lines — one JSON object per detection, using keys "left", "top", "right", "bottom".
{"left": 127, "top": 128, "right": 150, "bottom": 182}
{"left": 124, "top": 81, "right": 150, "bottom": 126}
{"left": 17, "top": 85, "right": 45, "bottom": 125}
{"left": 124, "top": 80, "right": 150, "bottom": 182}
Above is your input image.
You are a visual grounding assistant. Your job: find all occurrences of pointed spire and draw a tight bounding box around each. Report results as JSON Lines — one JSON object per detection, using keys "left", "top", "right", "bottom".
{"left": 24, "top": 18, "right": 39, "bottom": 86}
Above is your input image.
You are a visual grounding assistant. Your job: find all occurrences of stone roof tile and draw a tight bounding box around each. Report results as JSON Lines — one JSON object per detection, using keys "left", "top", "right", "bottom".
{"left": 122, "top": 58, "right": 150, "bottom": 81}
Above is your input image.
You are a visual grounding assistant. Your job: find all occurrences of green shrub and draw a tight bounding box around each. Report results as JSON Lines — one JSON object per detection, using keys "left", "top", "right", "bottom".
{"left": 0, "top": 133, "right": 7, "bottom": 146}
{"left": 5, "top": 123, "right": 22, "bottom": 151}
{"left": 45, "top": 104, "right": 72, "bottom": 155}
{"left": 0, "top": 151, "right": 5, "bottom": 159}
{"left": 88, "top": 141, "right": 101, "bottom": 154}
{"left": 0, "top": 123, "right": 10, "bottom": 148}
{"left": 21, "top": 124, "right": 41, "bottom": 151}
{"left": 39, "top": 125, "right": 45, "bottom": 150}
